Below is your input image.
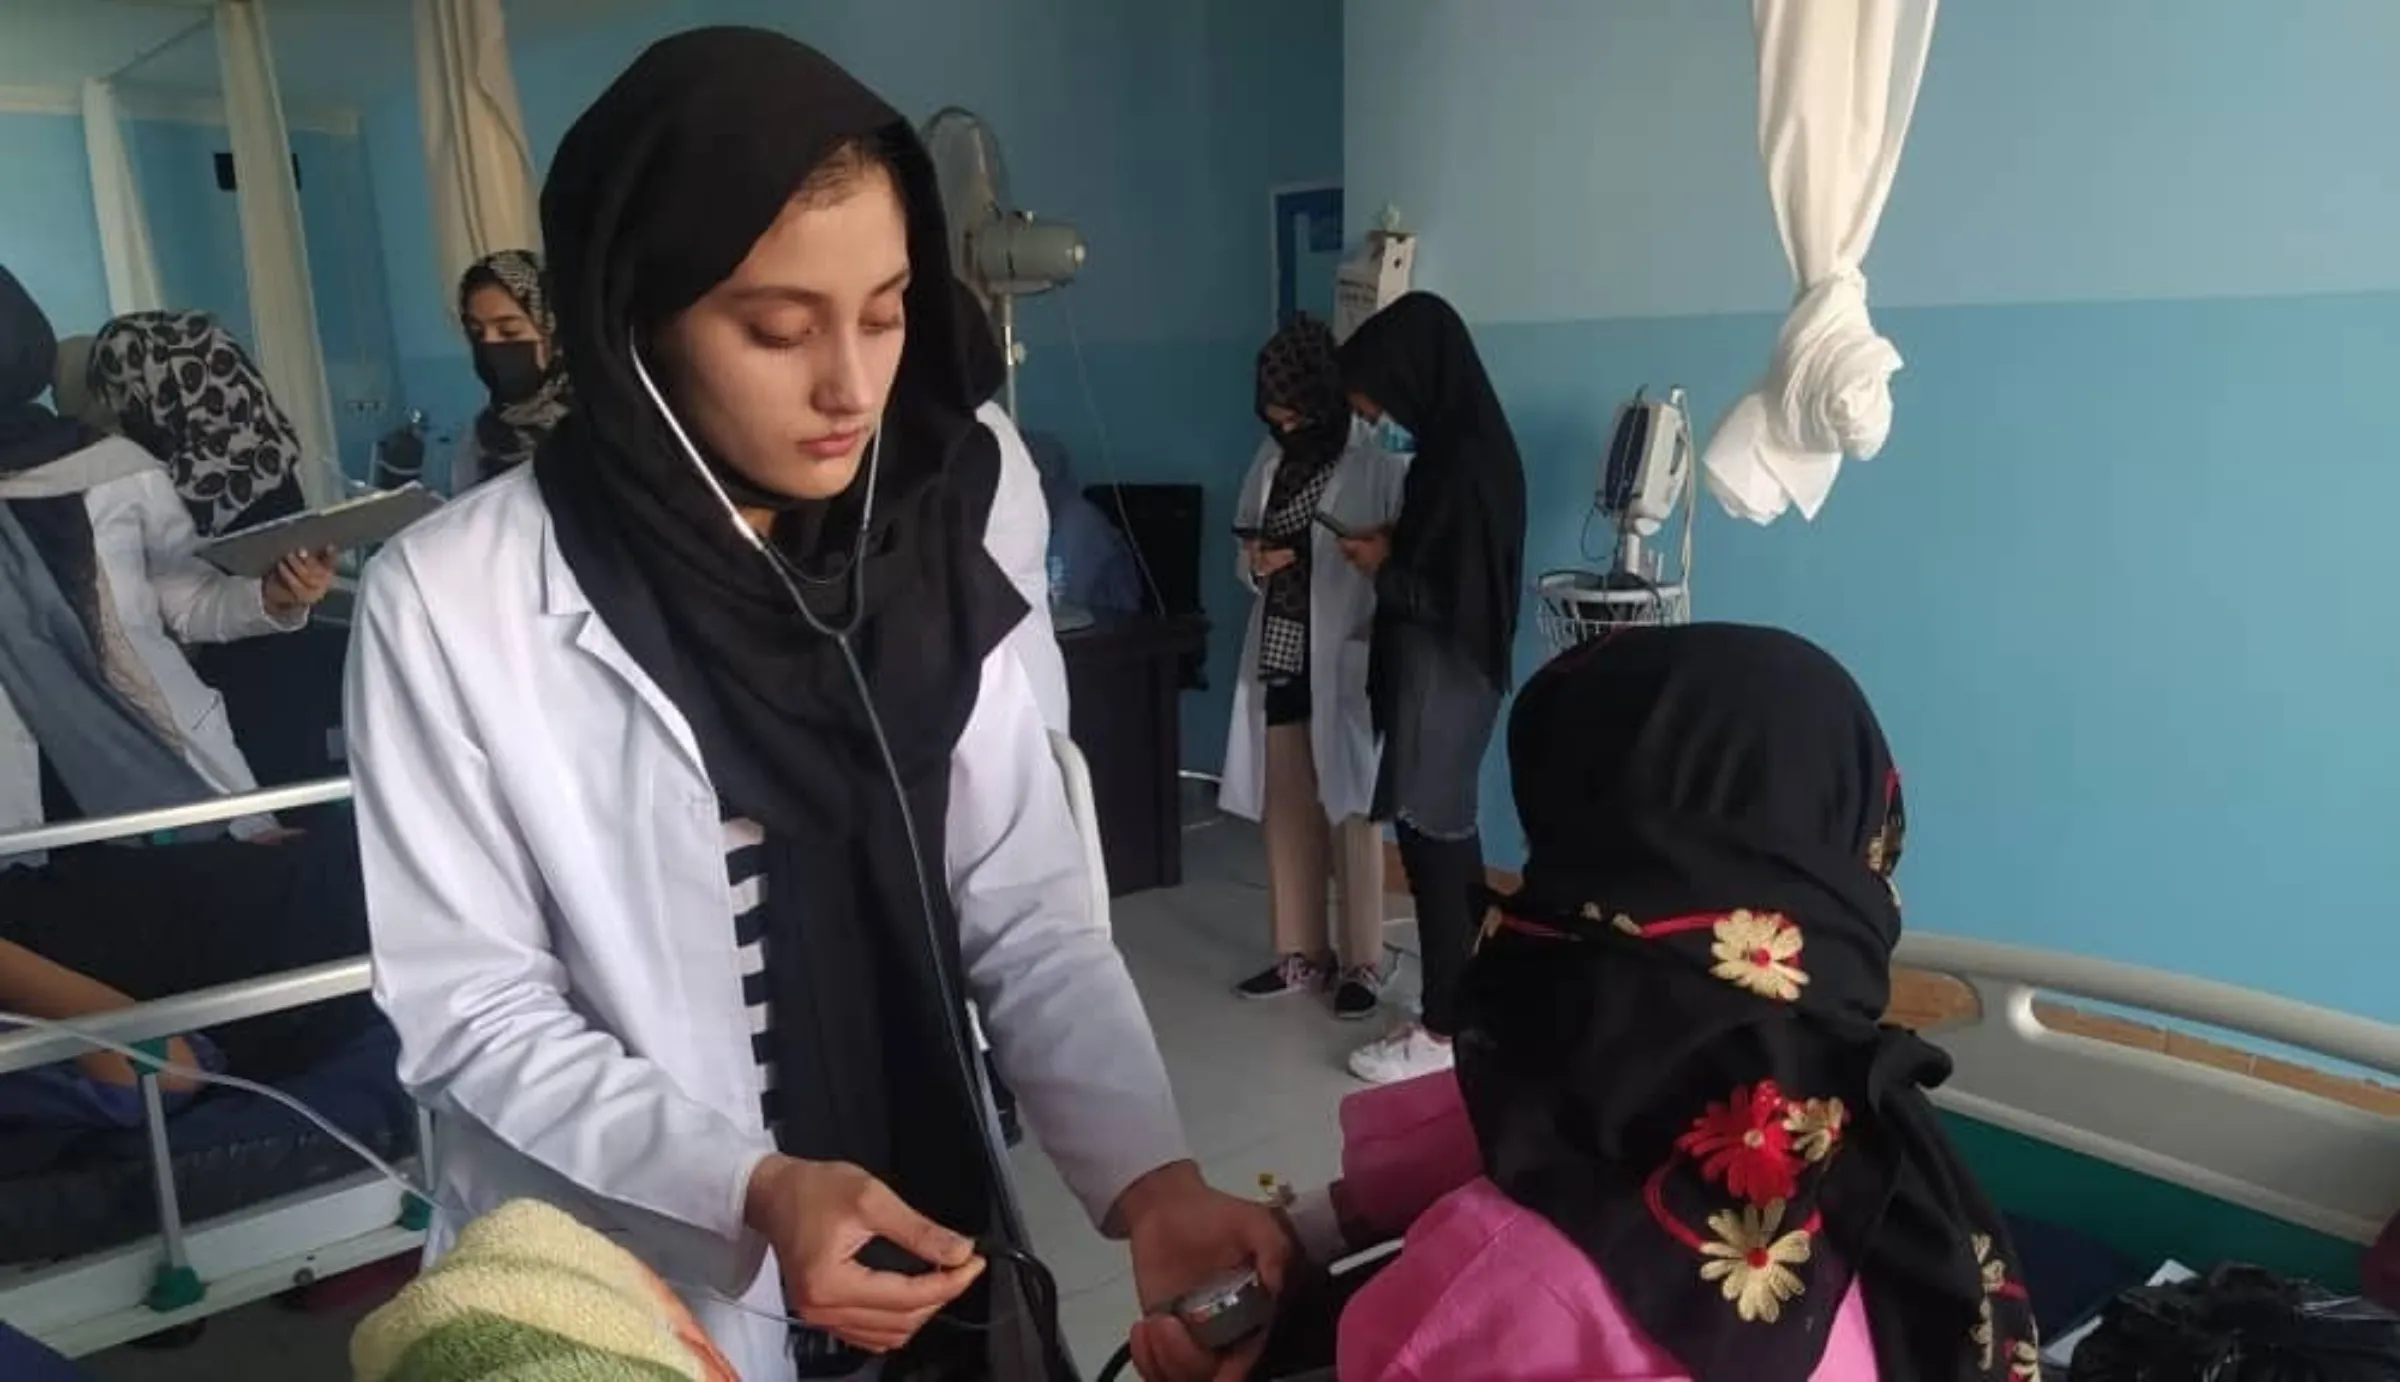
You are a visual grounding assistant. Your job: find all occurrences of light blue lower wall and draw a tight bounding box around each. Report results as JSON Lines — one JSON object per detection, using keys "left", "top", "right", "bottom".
{"left": 1394, "top": 290, "right": 2400, "bottom": 1018}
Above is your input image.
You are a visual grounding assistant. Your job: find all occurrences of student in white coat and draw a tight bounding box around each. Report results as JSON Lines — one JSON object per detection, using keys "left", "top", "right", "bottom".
{"left": 0, "top": 265, "right": 334, "bottom": 845}
{"left": 344, "top": 30, "right": 1283, "bottom": 1382}
{"left": 1223, "top": 316, "right": 1404, "bottom": 1023}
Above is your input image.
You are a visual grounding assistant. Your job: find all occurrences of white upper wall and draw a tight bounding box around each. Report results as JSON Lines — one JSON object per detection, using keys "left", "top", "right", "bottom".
{"left": 1345, "top": 0, "right": 2400, "bottom": 323}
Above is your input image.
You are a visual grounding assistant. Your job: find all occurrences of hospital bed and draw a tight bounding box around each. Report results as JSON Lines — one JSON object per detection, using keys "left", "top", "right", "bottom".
{"left": 0, "top": 735, "right": 1115, "bottom": 1358}
{"left": 1891, "top": 934, "right": 2400, "bottom": 1294}
{"left": 0, "top": 780, "right": 426, "bottom": 1359}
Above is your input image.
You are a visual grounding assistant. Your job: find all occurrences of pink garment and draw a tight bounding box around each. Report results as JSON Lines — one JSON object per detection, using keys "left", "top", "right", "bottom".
{"left": 1333, "top": 1073, "right": 1882, "bottom": 1382}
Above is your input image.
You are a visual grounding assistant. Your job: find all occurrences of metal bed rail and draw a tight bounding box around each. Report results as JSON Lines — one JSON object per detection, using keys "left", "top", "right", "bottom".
{"left": 0, "top": 958, "right": 370, "bottom": 1079}
{"left": 0, "top": 777, "right": 352, "bottom": 860}
{"left": 0, "top": 955, "right": 425, "bottom": 1344}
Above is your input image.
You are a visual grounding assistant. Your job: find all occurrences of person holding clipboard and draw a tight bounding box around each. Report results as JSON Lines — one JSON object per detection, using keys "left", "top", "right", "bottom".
{"left": 1222, "top": 314, "right": 1406, "bottom": 1025}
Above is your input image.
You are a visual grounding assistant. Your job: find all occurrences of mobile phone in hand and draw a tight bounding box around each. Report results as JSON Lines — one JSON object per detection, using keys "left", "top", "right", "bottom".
{"left": 1313, "top": 511, "right": 1364, "bottom": 541}
{"left": 1231, "top": 524, "right": 1264, "bottom": 542}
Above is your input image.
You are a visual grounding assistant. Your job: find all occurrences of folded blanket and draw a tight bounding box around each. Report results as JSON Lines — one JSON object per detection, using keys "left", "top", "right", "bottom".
{"left": 352, "top": 1200, "right": 721, "bottom": 1382}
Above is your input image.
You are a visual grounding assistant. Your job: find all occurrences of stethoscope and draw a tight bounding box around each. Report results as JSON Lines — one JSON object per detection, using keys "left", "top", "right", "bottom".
{"left": 628, "top": 342, "right": 1059, "bottom": 1357}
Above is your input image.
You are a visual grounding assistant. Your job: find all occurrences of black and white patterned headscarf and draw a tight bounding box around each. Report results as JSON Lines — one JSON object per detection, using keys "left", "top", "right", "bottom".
{"left": 1253, "top": 314, "right": 1349, "bottom": 682}
{"left": 86, "top": 311, "right": 306, "bottom": 536}
{"left": 459, "top": 249, "right": 573, "bottom": 479}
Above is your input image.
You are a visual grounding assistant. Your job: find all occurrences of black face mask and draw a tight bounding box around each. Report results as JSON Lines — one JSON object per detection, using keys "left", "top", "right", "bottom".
{"left": 472, "top": 339, "right": 548, "bottom": 405}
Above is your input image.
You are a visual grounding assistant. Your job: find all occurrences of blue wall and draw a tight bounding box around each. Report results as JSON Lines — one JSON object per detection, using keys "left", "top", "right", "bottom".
{"left": 1346, "top": 0, "right": 2400, "bottom": 1018}
{"left": 0, "top": 113, "right": 112, "bottom": 341}
{"left": 363, "top": 0, "right": 1344, "bottom": 758}
{"left": 0, "top": 107, "right": 403, "bottom": 475}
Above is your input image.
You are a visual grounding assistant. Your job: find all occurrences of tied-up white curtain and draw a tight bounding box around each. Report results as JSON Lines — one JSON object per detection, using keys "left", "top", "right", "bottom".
{"left": 80, "top": 79, "right": 165, "bottom": 317}
{"left": 414, "top": 0, "right": 539, "bottom": 295}
{"left": 215, "top": 0, "right": 342, "bottom": 505}
{"left": 1701, "top": 0, "right": 1937, "bottom": 525}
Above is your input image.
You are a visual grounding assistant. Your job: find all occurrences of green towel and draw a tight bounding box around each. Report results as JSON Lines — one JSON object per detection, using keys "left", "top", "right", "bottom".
{"left": 352, "top": 1201, "right": 710, "bottom": 1382}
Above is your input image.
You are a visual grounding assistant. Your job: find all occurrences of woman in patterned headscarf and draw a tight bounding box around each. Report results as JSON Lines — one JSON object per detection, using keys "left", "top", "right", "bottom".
{"left": 85, "top": 311, "right": 310, "bottom": 537}
{"left": 1222, "top": 313, "right": 1408, "bottom": 1022}
{"left": 455, "top": 249, "right": 573, "bottom": 490}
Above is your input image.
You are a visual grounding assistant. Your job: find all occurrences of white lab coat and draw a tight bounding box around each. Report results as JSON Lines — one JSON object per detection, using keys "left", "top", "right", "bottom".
{"left": 1219, "top": 436, "right": 1408, "bottom": 824}
{"left": 980, "top": 400, "right": 1071, "bottom": 734}
{"left": 344, "top": 468, "right": 1187, "bottom": 1382}
{"left": 0, "top": 437, "right": 296, "bottom": 847}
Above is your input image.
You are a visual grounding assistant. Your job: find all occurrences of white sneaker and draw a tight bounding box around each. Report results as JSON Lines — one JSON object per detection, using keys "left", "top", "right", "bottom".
{"left": 1346, "top": 1022, "right": 1455, "bottom": 1085}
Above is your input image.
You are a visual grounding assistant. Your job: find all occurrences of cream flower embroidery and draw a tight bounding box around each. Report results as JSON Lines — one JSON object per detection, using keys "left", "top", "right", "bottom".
{"left": 1972, "top": 1233, "right": 2011, "bottom": 1370}
{"left": 1782, "top": 1096, "right": 1848, "bottom": 1163}
{"left": 1709, "top": 911, "right": 1808, "bottom": 1002}
{"left": 2009, "top": 1339, "right": 2042, "bottom": 1380}
{"left": 1698, "top": 1199, "right": 1813, "bottom": 1323}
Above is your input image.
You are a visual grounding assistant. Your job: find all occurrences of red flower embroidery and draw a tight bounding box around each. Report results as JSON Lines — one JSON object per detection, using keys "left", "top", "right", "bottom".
{"left": 1676, "top": 1082, "right": 1800, "bottom": 1205}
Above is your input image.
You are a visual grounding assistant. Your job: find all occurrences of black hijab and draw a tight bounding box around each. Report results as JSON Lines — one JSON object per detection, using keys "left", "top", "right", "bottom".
{"left": 533, "top": 28, "right": 1040, "bottom": 1376}
{"left": 951, "top": 276, "right": 1005, "bottom": 405}
{"left": 0, "top": 267, "right": 96, "bottom": 475}
{"left": 1462, "top": 624, "right": 2038, "bottom": 1382}
{"left": 1338, "top": 292, "right": 1525, "bottom": 690}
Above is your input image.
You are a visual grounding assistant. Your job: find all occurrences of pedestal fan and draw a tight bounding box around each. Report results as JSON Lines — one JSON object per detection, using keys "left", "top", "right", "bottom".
{"left": 920, "top": 107, "right": 1085, "bottom": 420}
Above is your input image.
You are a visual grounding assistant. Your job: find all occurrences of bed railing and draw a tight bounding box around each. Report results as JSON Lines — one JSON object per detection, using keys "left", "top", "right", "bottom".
{"left": 0, "top": 776, "right": 352, "bottom": 860}
{"left": 1894, "top": 931, "right": 2400, "bottom": 1246}
{"left": 0, "top": 778, "right": 427, "bottom": 1349}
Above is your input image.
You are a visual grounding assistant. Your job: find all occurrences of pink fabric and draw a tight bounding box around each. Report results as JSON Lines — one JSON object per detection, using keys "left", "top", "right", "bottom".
{"left": 1333, "top": 1073, "right": 1882, "bottom": 1382}
{"left": 1338, "top": 1070, "right": 1483, "bottom": 1238}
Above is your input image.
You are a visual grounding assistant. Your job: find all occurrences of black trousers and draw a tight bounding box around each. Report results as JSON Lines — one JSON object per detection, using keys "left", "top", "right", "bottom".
{"left": 1395, "top": 822, "right": 1484, "bottom": 1037}
{"left": 0, "top": 818, "right": 377, "bottom": 1081}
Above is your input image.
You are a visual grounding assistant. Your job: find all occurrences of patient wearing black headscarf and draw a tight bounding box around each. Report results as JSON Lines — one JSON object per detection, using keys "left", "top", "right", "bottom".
{"left": 1287, "top": 625, "right": 2039, "bottom": 1382}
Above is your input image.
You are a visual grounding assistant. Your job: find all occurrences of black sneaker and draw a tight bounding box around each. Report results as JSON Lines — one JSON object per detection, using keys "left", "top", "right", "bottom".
{"left": 1235, "top": 953, "right": 1330, "bottom": 1000}
{"left": 1332, "top": 967, "right": 1384, "bottom": 1021}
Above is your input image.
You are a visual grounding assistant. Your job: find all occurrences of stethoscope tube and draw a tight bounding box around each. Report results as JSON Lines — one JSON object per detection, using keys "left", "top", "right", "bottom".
{"left": 629, "top": 344, "right": 1051, "bottom": 1354}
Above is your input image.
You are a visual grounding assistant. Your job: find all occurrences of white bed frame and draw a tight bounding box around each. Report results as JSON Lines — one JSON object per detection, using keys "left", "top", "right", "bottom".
{"left": 0, "top": 779, "right": 428, "bottom": 1357}
{"left": 1894, "top": 933, "right": 2400, "bottom": 1249}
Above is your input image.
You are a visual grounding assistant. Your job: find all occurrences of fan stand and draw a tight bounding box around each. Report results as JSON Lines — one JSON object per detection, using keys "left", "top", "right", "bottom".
{"left": 998, "top": 293, "right": 1022, "bottom": 421}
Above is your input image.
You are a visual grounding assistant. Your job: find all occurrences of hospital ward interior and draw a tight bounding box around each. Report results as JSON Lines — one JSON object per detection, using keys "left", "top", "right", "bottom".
{"left": 0, "top": 1, "right": 2396, "bottom": 1379}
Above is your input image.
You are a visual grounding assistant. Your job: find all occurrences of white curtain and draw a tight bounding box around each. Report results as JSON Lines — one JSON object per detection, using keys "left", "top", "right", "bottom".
{"left": 1700, "top": 0, "right": 1937, "bottom": 525}
{"left": 414, "top": 0, "right": 540, "bottom": 295}
{"left": 215, "top": 0, "right": 342, "bottom": 504}
{"left": 80, "top": 79, "right": 165, "bottom": 317}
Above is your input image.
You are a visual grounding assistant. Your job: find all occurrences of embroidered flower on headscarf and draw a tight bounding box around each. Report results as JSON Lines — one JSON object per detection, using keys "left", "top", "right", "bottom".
{"left": 1676, "top": 1083, "right": 1800, "bottom": 1204}
{"left": 1709, "top": 910, "right": 1808, "bottom": 1002}
{"left": 2009, "top": 1339, "right": 2042, "bottom": 1380}
{"left": 1698, "top": 1200, "right": 1813, "bottom": 1323}
{"left": 1782, "top": 1097, "right": 1848, "bottom": 1164}
{"left": 1971, "top": 1233, "right": 2012, "bottom": 1370}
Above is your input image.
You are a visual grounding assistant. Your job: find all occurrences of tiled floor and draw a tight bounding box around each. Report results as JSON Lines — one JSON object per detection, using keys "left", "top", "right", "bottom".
{"left": 80, "top": 810, "right": 1390, "bottom": 1379}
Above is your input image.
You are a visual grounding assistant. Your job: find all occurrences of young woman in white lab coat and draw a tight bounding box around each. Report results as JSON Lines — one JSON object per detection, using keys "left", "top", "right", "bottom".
{"left": 0, "top": 265, "right": 334, "bottom": 844}
{"left": 1222, "top": 316, "right": 1405, "bottom": 1022}
{"left": 344, "top": 30, "right": 1281, "bottom": 1382}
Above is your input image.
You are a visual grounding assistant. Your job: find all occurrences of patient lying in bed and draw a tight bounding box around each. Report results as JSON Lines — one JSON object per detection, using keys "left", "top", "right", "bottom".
{"left": 0, "top": 824, "right": 377, "bottom": 1129}
{"left": 1268, "top": 626, "right": 2041, "bottom": 1382}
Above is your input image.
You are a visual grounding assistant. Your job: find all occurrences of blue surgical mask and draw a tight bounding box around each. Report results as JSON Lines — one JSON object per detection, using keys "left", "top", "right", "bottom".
{"left": 1369, "top": 416, "right": 1416, "bottom": 456}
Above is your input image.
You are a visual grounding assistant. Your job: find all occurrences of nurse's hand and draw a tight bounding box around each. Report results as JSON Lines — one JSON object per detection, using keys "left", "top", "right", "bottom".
{"left": 1117, "top": 1161, "right": 1291, "bottom": 1381}
{"left": 741, "top": 1154, "right": 986, "bottom": 1354}
{"left": 1336, "top": 530, "right": 1389, "bottom": 576}
{"left": 263, "top": 547, "right": 337, "bottom": 617}
{"left": 1248, "top": 543, "right": 1297, "bottom": 580}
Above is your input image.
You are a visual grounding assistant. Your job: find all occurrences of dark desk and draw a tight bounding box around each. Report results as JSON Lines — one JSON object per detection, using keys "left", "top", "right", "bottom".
{"left": 1061, "top": 612, "right": 1208, "bottom": 896}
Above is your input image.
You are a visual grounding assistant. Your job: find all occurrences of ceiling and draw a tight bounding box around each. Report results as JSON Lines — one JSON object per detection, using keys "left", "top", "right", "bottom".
{"left": 0, "top": 0, "right": 660, "bottom": 114}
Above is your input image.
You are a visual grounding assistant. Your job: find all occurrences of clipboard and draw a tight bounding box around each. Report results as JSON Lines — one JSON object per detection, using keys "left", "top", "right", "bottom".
{"left": 195, "top": 484, "right": 443, "bottom": 578}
